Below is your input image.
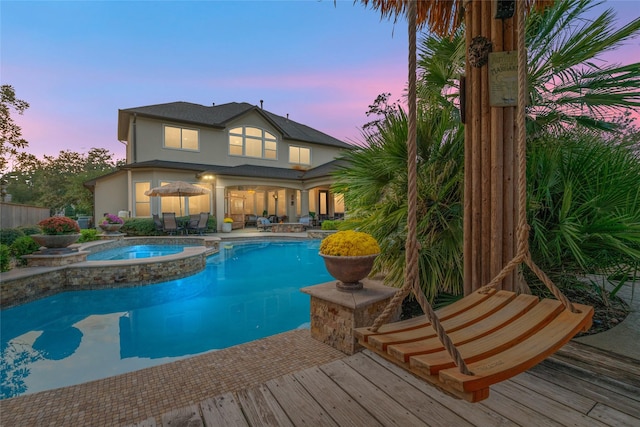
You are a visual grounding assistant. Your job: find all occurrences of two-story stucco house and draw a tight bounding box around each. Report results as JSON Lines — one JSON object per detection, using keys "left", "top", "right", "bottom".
{"left": 85, "top": 101, "right": 353, "bottom": 230}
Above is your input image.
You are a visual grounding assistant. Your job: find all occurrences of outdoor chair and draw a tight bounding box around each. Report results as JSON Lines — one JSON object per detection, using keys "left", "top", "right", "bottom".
{"left": 186, "top": 212, "right": 209, "bottom": 235}
{"left": 245, "top": 214, "right": 258, "bottom": 227}
{"left": 185, "top": 214, "right": 199, "bottom": 234}
{"left": 162, "top": 212, "right": 184, "bottom": 235}
{"left": 152, "top": 214, "right": 164, "bottom": 234}
{"left": 299, "top": 215, "right": 312, "bottom": 229}
{"left": 256, "top": 217, "right": 273, "bottom": 231}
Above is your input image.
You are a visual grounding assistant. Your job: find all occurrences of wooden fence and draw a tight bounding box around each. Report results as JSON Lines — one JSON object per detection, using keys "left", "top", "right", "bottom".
{"left": 0, "top": 202, "right": 50, "bottom": 229}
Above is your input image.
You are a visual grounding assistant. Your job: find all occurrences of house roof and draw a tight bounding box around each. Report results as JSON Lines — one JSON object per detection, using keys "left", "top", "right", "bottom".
{"left": 118, "top": 101, "right": 353, "bottom": 149}
{"left": 84, "top": 159, "right": 344, "bottom": 190}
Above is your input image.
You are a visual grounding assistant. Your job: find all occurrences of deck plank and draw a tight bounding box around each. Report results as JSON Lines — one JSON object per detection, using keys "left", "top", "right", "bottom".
{"left": 320, "top": 359, "right": 429, "bottom": 426}
{"left": 149, "top": 341, "right": 638, "bottom": 427}
{"left": 588, "top": 402, "right": 640, "bottom": 427}
{"left": 161, "top": 404, "right": 202, "bottom": 427}
{"left": 508, "top": 371, "right": 596, "bottom": 413}
{"left": 529, "top": 361, "right": 640, "bottom": 419}
{"left": 553, "top": 342, "right": 640, "bottom": 388}
{"left": 492, "top": 378, "right": 609, "bottom": 426}
{"left": 200, "top": 393, "right": 248, "bottom": 427}
{"left": 265, "top": 373, "right": 338, "bottom": 426}
{"left": 360, "top": 350, "right": 517, "bottom": 427}
{"left": 481, "top": 388, "right": 564, "bottom": 427}
{"left": 236, "top": 385, "right": 294, "bottom": 427}
{"left": 123, "top": 418, "right": 157, "bottom": 427}
{"left": 345, "top": 352, "right": 474, "bottom": 427}
{"left": 293, "top": 366, "right": 383, "bottom": 426}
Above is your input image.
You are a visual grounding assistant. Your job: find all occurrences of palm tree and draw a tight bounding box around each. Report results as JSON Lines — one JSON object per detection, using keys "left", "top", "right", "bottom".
{"left": 333, "top": 0, "right": 640, "bottom": 299}
{"left": 417, "top": 0, "right": 640, "bottom": 134}
{"left": 333, "top": 105, "right": 465, "bottom": 300}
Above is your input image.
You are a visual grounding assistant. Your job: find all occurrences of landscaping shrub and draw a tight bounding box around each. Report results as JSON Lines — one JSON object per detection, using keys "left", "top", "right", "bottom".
{"left": 0, "top": 244, "right": 10, "bottom": 272}
{"left": 18, "top": 226, "right": 42, "bottom": 236}
{"left": 526, "top": 131, "right": 640, "bottom": 291}
{"left": 10, "top": 236, "right": 41, "bottom": 266}
{"left": 78, "top": 229, "right": 100, "bottom": 243}
{"left": 207, "top": 217, "right": 217, "bottom": 233}
{"left": 120, "top": 218, "right": 156, "bottom": 236}
{"left": 321, "top": 220, "right": 340, "bottom": 230}
{"left": 0, "top": 228, "right": 25, "bottom": 246}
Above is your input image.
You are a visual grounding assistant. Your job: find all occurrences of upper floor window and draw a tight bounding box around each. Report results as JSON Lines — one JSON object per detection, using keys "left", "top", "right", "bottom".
{"left": 229, "top": 126, "right": 277, "bottom": 159}
{"left": 289, "top": 145, "right": 311, "bottom": 166}
{"left": 164, "top": 125, "right": 199, "bottom": 151}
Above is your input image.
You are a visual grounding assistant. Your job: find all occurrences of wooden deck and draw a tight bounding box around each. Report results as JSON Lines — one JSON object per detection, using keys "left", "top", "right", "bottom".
{"left": 130, "top": 341, "right": 639, "bottom": 426}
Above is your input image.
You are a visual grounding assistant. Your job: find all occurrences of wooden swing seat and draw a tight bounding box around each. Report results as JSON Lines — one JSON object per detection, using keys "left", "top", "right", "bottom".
{"left": 354, "top": 288, "right": 593, "bottom": 402}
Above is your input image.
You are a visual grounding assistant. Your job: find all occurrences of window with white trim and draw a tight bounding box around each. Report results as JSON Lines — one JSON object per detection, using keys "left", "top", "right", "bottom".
{"left": 289, "top": 145, "right": 311, "bottom": 166}
{"left": 134, "top": 181, "right": 151, "bottom": 216}
{"left": 228, "top": 126, "right": 277, "bottom": 159}
{"left": 164, "top": 125, "right": 199, "bottom": 151}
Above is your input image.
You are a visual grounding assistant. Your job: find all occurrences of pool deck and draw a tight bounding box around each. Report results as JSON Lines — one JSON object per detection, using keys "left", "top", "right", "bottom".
{"left": 1, "top": 228, "right": 638, "bottom": 426}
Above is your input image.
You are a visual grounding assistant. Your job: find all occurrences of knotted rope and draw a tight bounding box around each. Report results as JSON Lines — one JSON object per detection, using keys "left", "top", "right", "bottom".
{"left": 368, "top": 0, "right": 578, "bottom": 378}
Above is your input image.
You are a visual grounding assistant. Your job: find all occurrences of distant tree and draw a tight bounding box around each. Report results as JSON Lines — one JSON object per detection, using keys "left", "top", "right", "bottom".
{"left": 362, "top": 93, "right": 403, "bottom": 133}
{"left": 7, "top": 148, "right": 120, "bottom": 214}
{"left": 0, "top": 85, "right": 29, "bottom": 173}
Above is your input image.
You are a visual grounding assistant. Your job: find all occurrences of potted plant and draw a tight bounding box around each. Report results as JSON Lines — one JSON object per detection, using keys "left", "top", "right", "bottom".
{"left": 222, "top": 217, "right": 234, "bottom": 233}
{"left": 31, "top": 216, "right": 82, "bottom": 251}
{"left": 319, "top": 230, "right": 380, "bottom": 291}
{"left": 99, "top": 213, "right": 125, "bottom": 233}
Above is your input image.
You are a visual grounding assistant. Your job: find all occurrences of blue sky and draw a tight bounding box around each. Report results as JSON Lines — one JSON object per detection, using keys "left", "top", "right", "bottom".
{"left": 2, "top": 0, "right": 638, "bottom": 162}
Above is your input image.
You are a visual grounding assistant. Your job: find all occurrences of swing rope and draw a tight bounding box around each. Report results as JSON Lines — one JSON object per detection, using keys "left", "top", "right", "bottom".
{"left": 367, "top": 0, "right": 578, "bottom": 377}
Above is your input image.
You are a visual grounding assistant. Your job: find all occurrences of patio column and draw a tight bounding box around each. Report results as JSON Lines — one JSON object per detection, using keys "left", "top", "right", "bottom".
{"left": 301, "top": 189, "right": 309, "bottom": 216}
{"left": 215, "top": 183, "right": 225, "bottom": 231}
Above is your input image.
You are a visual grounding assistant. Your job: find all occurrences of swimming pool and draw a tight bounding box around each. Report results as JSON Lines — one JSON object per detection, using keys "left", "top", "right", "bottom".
{"left": 0, "top": 240, "right": 332, "bottom": 399}
{"left": 86, "top": 244, "right": 191, "bottom": 261}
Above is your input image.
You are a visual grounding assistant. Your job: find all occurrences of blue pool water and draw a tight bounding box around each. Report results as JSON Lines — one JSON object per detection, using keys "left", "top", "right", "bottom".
{"left": 87, "top": 244, "right": 189, "bottom": 261}
{"left": 0, "top": 240, "right": 332, "bottom": 399}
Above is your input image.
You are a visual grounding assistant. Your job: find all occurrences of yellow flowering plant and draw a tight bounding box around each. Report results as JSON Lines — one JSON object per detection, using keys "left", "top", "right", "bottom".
{"left": 319, "top": 230, "right": 380, "bottom": 256}
{"left": 223, "top": 217, "right": 234, "bottom": 223}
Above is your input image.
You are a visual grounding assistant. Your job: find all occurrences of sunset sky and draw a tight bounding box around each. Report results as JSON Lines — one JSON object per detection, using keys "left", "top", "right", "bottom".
{"left": 2, "top": 0, "right": 638, "bottom": 163}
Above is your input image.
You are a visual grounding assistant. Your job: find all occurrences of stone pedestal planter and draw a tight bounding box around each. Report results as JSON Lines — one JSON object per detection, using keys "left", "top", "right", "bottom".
{"left": 301, "top": 279, "right": 400, "bottom": 354}
{"left": 31, "top": 234, "right": 80, "bottom": 250}
{"left": 99, "top": 223, "right": 123, "bottom": 233}
{"left": 221, "top": 222, "right": 232, "bottom": 233}
{"left": 319, "top": 253, "right": 378, "bottom": 291}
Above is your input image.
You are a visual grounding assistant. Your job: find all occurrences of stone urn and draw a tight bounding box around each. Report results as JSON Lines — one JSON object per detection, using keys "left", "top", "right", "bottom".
{"left": 221, "top": 222, "right": 232, "bottom": 233}
{"left": 99, "top": 223, "right": 123, "bottom": 233}
{"left": 319, "top": 253, "right": 378, "bottom": 291}
{"left": 31, "top": 234, "right": 81, "bottom": 250}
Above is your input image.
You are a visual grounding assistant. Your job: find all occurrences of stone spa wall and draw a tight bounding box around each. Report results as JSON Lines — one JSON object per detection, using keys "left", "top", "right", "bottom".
{"left": 1, "top": 237, "right": 220, "bottom": 309}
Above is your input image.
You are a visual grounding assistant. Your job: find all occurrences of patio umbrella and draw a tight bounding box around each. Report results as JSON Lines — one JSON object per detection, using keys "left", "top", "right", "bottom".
{"left": 144, "top": 181, "right": 210, "bottom": 216}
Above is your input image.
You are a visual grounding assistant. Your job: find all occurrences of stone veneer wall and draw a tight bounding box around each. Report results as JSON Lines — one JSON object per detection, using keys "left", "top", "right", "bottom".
{"left": 303, "top": 280, "right": 400, "bottom": 355}
{"left": 306, "top": 230, "right": 336, "bottom": 239}
{"left": 65, "top": 252, "right": 207, "bottom": 288}
{"left": 0, "top": 269, "right": 68, "bottom": 308}
{"left": 1, "top": 237, "right": 220, "bottom": 309}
